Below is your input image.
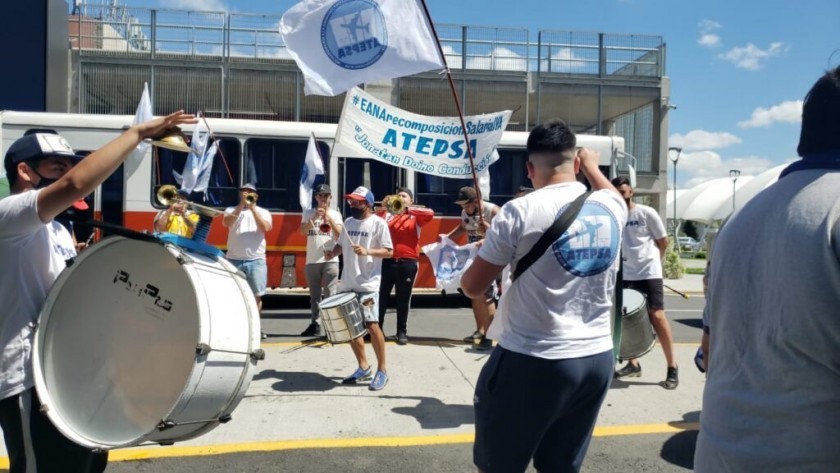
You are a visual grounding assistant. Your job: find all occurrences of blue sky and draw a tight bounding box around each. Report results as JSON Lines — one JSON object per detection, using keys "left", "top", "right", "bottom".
{"left": 129, "top": 0, "right": 839, "bottom": 188}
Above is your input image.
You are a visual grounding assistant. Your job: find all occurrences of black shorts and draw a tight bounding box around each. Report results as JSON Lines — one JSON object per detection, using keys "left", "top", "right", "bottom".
{"left": 623, "top": 278, "right": 665, "bottom": 310}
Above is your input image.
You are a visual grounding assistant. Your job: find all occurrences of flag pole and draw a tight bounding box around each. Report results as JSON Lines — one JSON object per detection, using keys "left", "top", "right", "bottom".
{"left": 417, "top": 0, "right": 486, "bottom": 226}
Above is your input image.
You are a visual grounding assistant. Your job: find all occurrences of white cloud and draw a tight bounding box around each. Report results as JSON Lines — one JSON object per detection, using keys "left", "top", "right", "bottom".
{"left": 718, "top": 42, "right": 787, "bottom": 70}
{"left": 168, "top": 0, "right": 228, "bottom": 12}
{"left": 669, "top": 130, "right": 742, "bottom": 152}
{"left": 698, "top": 34, "right": 721, "bottom": 48}
{"left": 441, "top": 45, "right": 530, "bottom": 72}
{"left": 697, "top": 20, "right": 722, "bottom": 48}
{"left": 738, "top": 100, "right": 803, "bottom": 128}
{"left": 676, "top": 151, "right": 775, "bottom": 188}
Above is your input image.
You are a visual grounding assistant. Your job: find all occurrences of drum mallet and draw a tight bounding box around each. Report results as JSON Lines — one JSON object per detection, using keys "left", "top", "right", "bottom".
{"left": 664, "top": 283, "right": 689, "bottom": 299}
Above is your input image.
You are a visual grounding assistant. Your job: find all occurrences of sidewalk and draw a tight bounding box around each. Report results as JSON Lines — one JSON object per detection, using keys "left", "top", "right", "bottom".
{"left": 663, "top": 258, "right": 706, "bottom": 296}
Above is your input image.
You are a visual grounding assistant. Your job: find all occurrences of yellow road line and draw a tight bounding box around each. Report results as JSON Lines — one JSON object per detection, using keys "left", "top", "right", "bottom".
{"left": 0, "top": 423, "right": 699, "bottom": 467}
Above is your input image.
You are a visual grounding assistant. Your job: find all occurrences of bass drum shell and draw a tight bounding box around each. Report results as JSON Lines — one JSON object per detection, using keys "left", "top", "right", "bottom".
{"left": 618, "top": 288, "right": 657, "bottom": 360}
{"left": 318, "top": 292, "right": 368, "bottom": 344}
{"left": 33, "top": 236, "right": 261, "bottom": 449}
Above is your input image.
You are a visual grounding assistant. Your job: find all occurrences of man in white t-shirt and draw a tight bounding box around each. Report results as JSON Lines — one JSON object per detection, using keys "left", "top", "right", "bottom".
{"left": 299, "top": 183, "right": 343, "bottom": 337}
{"left": 223, "top": 183, "right": 273, "bottom": 338}
{"left": 446, "top": 186, "right": 500, "bottom": 350}
{"left": 695, "top": 66, "right": 840, "bottom": 472}
{"left": 0, "top": 112, "right": 196, "bottom": 473}
{"left": 462, "top": 120, "right": 626, "bottom": 472}
{"left": 611, "top": 177, "right": 678, "bottom": 389}
{"left": 324, "top": 186, "right": 393, "bottom": 391}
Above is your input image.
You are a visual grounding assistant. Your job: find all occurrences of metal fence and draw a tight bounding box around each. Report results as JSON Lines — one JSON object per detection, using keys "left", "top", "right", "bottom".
{"left": 70, "top": 4, "right": 664, "bottom": 169}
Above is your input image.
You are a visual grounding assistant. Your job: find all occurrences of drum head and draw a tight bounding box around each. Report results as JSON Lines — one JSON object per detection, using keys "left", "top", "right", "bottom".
{"left": 319, "top": 292, "right": 356, "bottom": 310}
{"left": 622, "top": 289, "right": 646, "bottom": 314}
{"left": 33, "top": 237, "right": 201, "bottom": 449}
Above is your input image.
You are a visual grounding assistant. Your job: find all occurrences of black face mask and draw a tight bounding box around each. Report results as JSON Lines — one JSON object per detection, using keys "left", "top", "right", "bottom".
{"left": 29, "top": 165, "right": 58, "bottom": 189}
{"left": 349, "top": 207, "right": 366, "bottom": 219}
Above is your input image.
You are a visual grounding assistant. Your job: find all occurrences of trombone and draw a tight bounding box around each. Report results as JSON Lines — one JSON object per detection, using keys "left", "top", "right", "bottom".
{"left": 380, "top": 194, "right": 425, "bottom": 215}
{"left": 156, "top": 184, "right": 222, "bottom": 218}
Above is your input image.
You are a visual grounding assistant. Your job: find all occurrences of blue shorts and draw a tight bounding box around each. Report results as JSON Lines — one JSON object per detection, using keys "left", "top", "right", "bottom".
{"left": 229, "top": 258, "right": 267, "bottom": 296}
{"left": 474, "top": 347, "right": 614, "bottom": 473}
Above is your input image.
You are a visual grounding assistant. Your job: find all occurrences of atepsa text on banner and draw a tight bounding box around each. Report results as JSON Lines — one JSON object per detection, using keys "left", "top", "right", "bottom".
{"left": 334, "top": 87, "right": 512, "bottom": 178}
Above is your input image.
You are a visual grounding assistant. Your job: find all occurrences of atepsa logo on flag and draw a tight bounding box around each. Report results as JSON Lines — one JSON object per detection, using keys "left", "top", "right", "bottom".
{"left": 320, "top": 0, "right": 388, "bottom": 70}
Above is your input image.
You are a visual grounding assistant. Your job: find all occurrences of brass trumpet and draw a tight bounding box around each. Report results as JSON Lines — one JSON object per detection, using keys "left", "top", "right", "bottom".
{"left": 244, "top": 193, "right": 258, "bottom": 205}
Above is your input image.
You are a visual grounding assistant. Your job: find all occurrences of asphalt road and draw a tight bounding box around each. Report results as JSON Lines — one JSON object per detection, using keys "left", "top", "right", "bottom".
{"left": 1, "top": 294, "right": 705, "bottom": 473}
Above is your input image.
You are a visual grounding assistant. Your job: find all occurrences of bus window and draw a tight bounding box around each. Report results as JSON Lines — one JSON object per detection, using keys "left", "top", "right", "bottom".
{"left": 339, "top": 157, "right": 402, "bottom": 215}
{"left": 415, "top": 173, "right": 472, "bottom": 217}
{"left": 243, "top": 138, "right": 329, "bottom": 211}
{"left": 487, "top": 148, "right": 530, "bottom": 206}
{"left": 152, "top": 137, "right": 241, "bottom": 208}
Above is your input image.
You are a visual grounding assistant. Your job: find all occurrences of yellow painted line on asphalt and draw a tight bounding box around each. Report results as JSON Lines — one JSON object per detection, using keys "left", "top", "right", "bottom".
{"left": 0, "top": 423, "right": 699, "bottom": 467}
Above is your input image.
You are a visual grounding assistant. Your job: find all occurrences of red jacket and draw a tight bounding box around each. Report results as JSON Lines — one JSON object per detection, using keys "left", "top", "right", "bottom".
{"left": 377, "top": 207, "right": 435, "bottom": 259}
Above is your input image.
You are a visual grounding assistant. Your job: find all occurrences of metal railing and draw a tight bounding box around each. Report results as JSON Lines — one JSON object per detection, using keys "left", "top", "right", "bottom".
{"left": 70, "top": 4, "right": 664, "bottom": 77}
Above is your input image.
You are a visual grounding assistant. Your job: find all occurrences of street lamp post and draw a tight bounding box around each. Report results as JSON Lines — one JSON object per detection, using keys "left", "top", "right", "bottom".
{"left": 730, "top": 169, "right": 741, "bottom": 211}
{"left": 669, "top": 147, "right": 682, "bottom": 243}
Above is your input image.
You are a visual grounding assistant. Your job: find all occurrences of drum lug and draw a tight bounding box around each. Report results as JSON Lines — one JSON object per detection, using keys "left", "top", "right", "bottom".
{"left": 250, "top": 349, "right": 266, "bottom": 361}
{"left": 39, "top": 404, "right": 49, "bottom": 414}
{"left": 196, "top": 343, "right": 212, "bottom": 355}
{"left": 157, "top": 420, "right": 176, "bottom": 431}
{"left": 219, "top": 414, "right": 232, "bottom": 424}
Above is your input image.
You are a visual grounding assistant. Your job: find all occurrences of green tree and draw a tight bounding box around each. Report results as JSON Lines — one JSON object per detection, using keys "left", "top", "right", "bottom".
{"left": 663, "top": 239, "right": 685, "bottom": 279}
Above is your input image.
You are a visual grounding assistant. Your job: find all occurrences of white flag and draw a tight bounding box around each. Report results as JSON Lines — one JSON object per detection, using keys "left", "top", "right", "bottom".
{"left": 194, "top": 141, "right": 219, "bottom": 194}
{"left": 180, "top": 113, "right": 212, "bottom": 193}
{"left": 125, "top": 83, "right": 153, "bottom": 176}
{"left": 478, "top": 153, "right": 494, "bottom": 199}
{"left": 279, "top": 0, "right": 445, "bottom": 96}
{"left": 299, "top": 135, "right": 325, "bottom": 210}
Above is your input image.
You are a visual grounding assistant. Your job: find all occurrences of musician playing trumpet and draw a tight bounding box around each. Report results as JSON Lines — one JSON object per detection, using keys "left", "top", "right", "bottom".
{"left": 375, "top": 188, "right": 434, "bottom": 345}
{"left": 223, "top": 183, "right": 272, "bottom": 338}
{"left": 154, "top": 187, "right": 199, "bottom": 237}
{"left": 299, "top": 184, "right": 344, "bottom": 337}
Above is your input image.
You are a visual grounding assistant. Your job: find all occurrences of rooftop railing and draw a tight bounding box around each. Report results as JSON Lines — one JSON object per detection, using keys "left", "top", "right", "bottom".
{"left": 71, "top": 4, "right": 664, "bottom": 78}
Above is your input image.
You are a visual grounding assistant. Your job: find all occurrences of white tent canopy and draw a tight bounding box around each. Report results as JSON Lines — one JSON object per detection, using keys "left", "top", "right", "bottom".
{"left": 709, "top": 163, "right": 788, "bottom": 221}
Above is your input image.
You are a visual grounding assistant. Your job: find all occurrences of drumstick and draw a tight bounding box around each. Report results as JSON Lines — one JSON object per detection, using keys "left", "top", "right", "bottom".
{"left": 663, "top": 283, "right": 690, "bottom": 299}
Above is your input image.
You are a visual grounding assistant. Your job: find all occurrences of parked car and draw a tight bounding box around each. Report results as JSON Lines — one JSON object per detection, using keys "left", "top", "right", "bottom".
{"left": 678, "top": 236, "right": 701, "bottom": 252}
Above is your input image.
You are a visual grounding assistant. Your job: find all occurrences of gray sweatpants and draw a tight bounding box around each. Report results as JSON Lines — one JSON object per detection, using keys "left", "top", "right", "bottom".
{"left": 305, "top": 262, "right": 339, "bottom": 324}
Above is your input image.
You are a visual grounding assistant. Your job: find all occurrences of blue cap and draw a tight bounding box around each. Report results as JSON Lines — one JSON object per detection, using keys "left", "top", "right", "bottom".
{"left": 4, "top": 133, "right": 86, "bottom": 168}
{"left": 345, "top": 186, "right": 374, "bottom": 206}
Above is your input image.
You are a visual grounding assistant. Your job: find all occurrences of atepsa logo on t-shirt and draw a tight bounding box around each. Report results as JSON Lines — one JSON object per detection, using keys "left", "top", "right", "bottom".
{"left": 321, "top": 0, "right": 388, "bottom": 70}
{"left": 552, "top": 202, "right": 621, "bottom": 277}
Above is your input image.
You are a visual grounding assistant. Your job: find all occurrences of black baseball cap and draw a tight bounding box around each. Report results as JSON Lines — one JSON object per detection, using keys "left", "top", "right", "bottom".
{"left": 315, "top": 183, "right": 332, "bottom": 195}
{"left": 5, "top": 133, "right": 86, "bottom": 167}
{"left": 454, "top": 186, "right": 477, "bottom": 204}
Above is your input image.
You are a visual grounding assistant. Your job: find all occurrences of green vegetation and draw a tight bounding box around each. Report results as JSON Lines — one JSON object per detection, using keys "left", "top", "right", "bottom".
{"left": 686, "top": 267, "right": 706, "bottom": 275}
{"left": 663, "top": 240, "right": 685, "bottom": 279}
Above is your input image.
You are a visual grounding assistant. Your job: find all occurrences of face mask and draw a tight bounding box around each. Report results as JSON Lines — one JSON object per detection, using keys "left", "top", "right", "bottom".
{"left": 349, "top": 207, "right": 366, "bottom": 219}
{"left": 28, "top": 163, "right": 58, "bottom": 189}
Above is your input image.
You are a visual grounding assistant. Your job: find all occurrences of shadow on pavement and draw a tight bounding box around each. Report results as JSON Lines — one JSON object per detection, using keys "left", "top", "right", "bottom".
{"left": 253, "top": 369, "right": 341, "bottom": 393}
{"left": 660, "top": 410, "right": 701, "bottom": 469}
{"left": 674, "top": 318, "right": 703, "bottom": 329}
{"left": 609, "top": 377, "right": 664, "bottom": 390}
{"left": 380, "top": 395, "right": 474, "bottom": 429}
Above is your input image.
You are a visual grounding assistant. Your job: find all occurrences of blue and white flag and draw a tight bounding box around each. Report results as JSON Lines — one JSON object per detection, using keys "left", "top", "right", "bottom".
{"left": 125, "top": 82, "right": 153, "bottom": 176}
{"left": 299, "top": 135, "right": 325, "bottom": 210}
{"left": 178, "top": 113, "right": 216, "bottom": 194}
{"left": 279, "top": 0, "right": 445, "bottom": 96}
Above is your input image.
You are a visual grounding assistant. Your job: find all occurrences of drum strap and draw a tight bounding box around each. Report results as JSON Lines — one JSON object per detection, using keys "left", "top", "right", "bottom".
{"left": 512, "top": 191, "right": 591, "bottom": 281}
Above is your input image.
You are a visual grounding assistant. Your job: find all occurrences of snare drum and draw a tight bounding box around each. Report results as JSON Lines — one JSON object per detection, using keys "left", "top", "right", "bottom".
{"left": 618, "top": 288, "right": 656, "bottom": 360}
{"left": 318, "top": 292, "right": 368, "bottom": 343}
{"left": 33, "top": 236, "right": 262, "bottom": 449}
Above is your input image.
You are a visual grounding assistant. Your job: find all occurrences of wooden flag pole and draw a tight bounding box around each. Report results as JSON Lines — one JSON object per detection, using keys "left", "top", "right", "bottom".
{"left": 417, "top": 0, "right": 486, "bottom": 227}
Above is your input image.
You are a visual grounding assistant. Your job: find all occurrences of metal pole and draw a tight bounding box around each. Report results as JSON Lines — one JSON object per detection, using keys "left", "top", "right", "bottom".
{"left": 673, "top": 160, "right": 677, "bottom": 241}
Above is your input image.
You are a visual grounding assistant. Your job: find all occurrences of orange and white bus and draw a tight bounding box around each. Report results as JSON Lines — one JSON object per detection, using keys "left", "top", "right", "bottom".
{"left": 0, "top": 111, "right": 625, "bottom": 289}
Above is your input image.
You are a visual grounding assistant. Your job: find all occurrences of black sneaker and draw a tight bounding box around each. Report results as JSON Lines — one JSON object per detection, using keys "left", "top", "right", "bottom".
{"left": 463, "top": 330, "right": 483, "bottom": 343}
{"left": 476, "top": 336, "right": 493, "bottom": 351}
{"left": 396, "top": 331, "right": 408, "bottom": 345}
{"left": 664, "top": 366, "right": 679, "bottom": 390}
{"left": 614, "top": 362, "right": 641, "bottom": 378}
{"left": 300, "top": 323, "right": 322, "bottom": 337}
